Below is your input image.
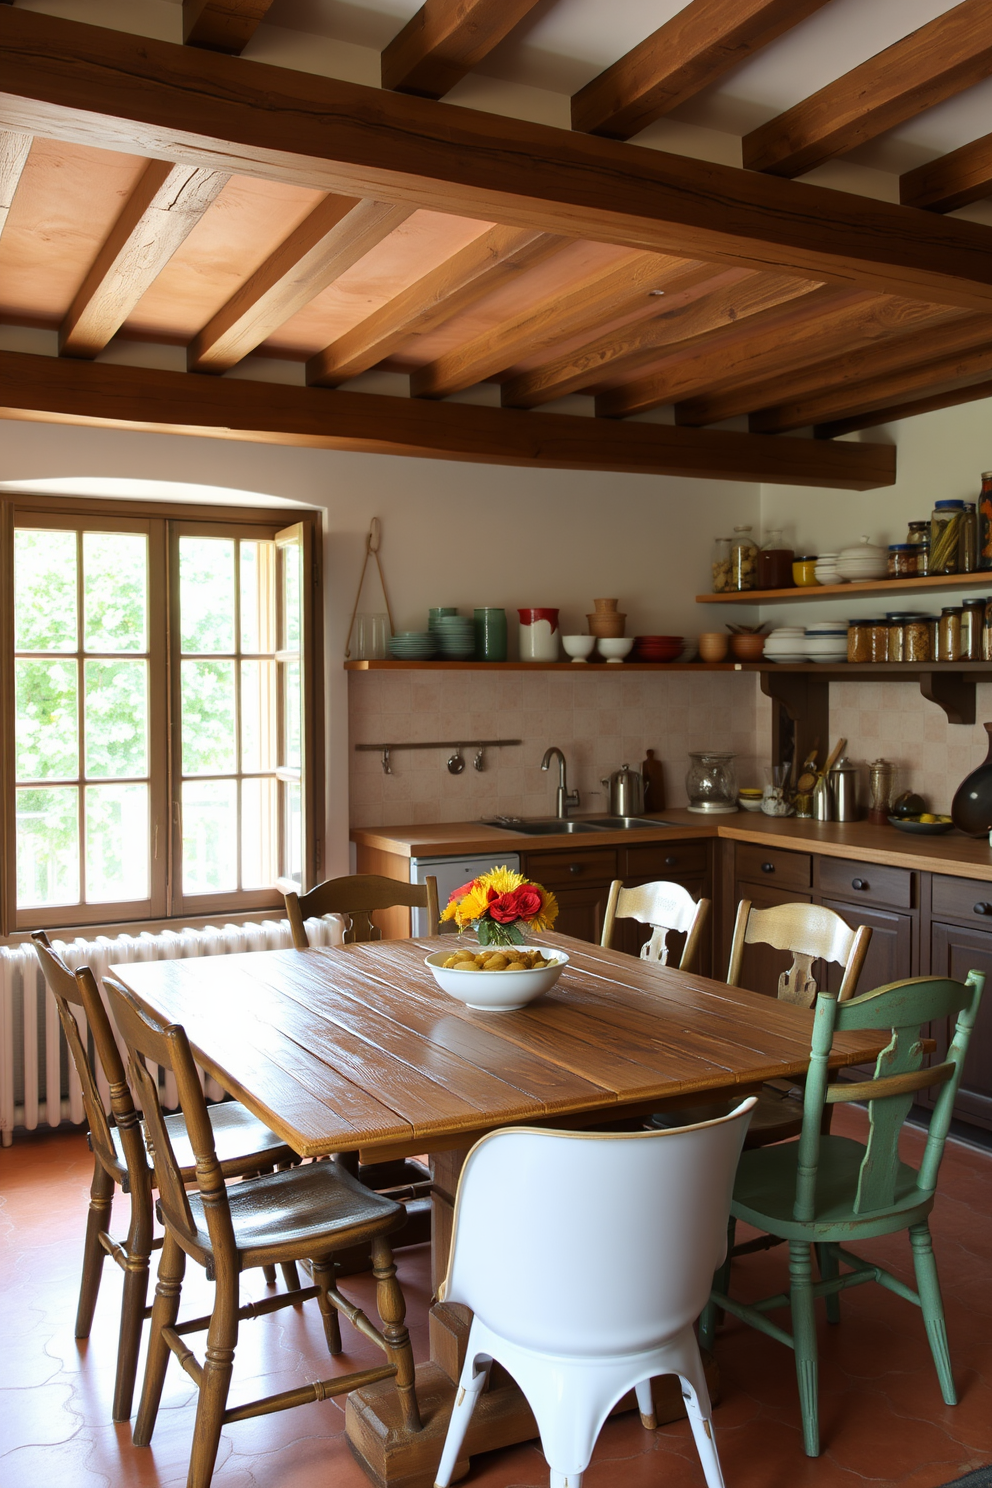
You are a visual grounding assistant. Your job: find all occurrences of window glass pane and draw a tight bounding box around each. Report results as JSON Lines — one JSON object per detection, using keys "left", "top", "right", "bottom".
{"left": 15, "top": 659, "right": 78, "bottom": 781}
{"left": 84, "top": 660, "right": 148, "bottom": 779}
{"left": 181, "top": 660, "right": 236, "bottom": 775}
{"left": 281, "top": 539, "right": 301, "bottom": 648}
{"left": 241, "top": 776, "right": 277, "bottom": 889}
{"left": 283, "top": 659, "right": 301, "bottom": 769}
{"left": 83, "top": 532, "right": 147, "bottom": 652}
{"left": 85, "top": 783, "right": 149, "bottom": 902}
{"left": 241, "top": 660, "right": 276, "bottom": 772}
{"left": 17, "top": 786, "right": 79, "bottom": 907}
{"left": 180, "top": 537, "right": 234, "bottom": 654}
{"left": 241, "top": 541, "right": 260, "bottom": 653}
{"left": 284, "top": 780, "right": 302, "bottom": 886}
{"left": 14, "top": 529, "right": 77, "bottom": 652}
{"left": 183, "top": 779, "right": 237, "bottom": 894}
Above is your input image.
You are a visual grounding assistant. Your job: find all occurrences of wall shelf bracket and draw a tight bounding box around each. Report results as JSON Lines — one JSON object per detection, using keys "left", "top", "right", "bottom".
{"left": 761, "top": 672, "right": 830, "bottom": 772}
{"left": 918, "top": 671, "right": 976, "bottom": 725}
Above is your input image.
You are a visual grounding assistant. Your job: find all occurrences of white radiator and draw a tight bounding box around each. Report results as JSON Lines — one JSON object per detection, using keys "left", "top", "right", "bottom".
{"left": 0, "top": 916, "right": 343, "bottom": 1146}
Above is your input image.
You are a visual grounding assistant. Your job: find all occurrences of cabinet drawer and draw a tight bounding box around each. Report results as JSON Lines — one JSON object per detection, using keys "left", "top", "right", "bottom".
{"left": 523, "top": 848, "right": 618, "bottom": 888}
{"left": 623, "top": 842, "right": 708, "bottom": 879}
{"left": 736, "top": 844, "right": 811, "bottom": 890}
{"left": 818, "top": 857, "right": 914, "bottom": 910}
{"left": 932, "top": 874, "right": 992, "bottom": 925}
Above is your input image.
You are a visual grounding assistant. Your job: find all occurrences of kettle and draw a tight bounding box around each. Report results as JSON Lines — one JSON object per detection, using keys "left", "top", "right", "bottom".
{"left": 601, "top": 764, "right": 646, "bottom": 817}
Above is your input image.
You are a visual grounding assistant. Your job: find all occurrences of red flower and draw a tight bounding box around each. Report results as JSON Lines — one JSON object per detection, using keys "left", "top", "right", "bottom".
{"left": 511, "top": 885, "right": 542, "bottom": 920}
{"left": 448, "top": 877, "right": 479, "bottom": 903}
{"left": 488, "top": 891, "right": 521, "bottom": 924}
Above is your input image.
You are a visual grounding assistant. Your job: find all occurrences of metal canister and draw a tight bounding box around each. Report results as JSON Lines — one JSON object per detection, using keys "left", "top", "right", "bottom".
{"left": 829, "top": 758, "right": 860, "bottom": 822}
{"left": 868, "top": 758, "right": 894, "bottom": 825}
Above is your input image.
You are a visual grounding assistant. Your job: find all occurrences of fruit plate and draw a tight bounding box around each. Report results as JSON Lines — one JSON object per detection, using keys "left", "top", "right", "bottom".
{"left": 424, "top": 948, "right": 568, "bottom": 1010}
{"left": 887, "top": 816, "right": 955, "bottom": 835}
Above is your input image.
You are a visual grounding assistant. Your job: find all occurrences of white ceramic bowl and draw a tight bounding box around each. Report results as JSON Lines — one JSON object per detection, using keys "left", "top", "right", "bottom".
{"left": 562, "top": 634, "right": 596, "bottom": 662}
{"left": 597, "top": 637, "right": 634, "bottom": 663}
{"left": 424, "top": 948, "right": 568, "bottom": 1010}
{"left": 738, "top": 793, "right": 764, "bottom": 812}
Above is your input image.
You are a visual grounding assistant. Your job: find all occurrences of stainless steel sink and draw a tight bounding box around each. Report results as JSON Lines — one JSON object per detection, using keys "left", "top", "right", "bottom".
{"left": 479, "top": 816, "right": 674, "bottom": 834}
{"left": 582, "top": 815, "right": 678, "bottom": 830}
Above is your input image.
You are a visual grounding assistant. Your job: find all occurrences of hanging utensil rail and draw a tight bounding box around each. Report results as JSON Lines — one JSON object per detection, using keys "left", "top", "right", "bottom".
{"left": 356, "top": 740, "right": 522, "bottom": 775}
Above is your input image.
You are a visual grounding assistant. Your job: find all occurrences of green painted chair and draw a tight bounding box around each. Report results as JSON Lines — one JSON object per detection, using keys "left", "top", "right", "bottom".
{"left": 699, "top": 970, "right": 985, "bottom": 1459}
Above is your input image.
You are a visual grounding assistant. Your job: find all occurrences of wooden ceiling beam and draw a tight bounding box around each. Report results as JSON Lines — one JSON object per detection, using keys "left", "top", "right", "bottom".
{"left": 0, "top": 349, "right": 896, "bottom": 490}
{"left": 816, "top": 379, "right": 992, "bottom": 438}
{"left": 901, "top": 132, "right": 992, "bottom": 214}
{"left": 182, "top": 1, "right": 276, "bottom": 55}
{"left": 60, "top": 159, "right": 229, "bottom": 358}
{"left": 0, "top": 128, "right": 30, "bottom": 238}
{"left": 189, "top": 196, "right": 412, "bottom": 373}
{"left": 744, "top": 0, "right": 992, "bottom": 178}
{"left": 597, "top": 295, "right": 959, "bottom": 419}
{"left": 307, "top": 225, "right": 561, "bottom": 387}
{"left": 410, "top": 256, "right": 716, "bottom": 400}
{"left": 381, "top": 0, "right": 543, "bottom": 99}
{"left": 500, "top": 271, "right": 823, "bottom": 409}
{"left": 674, "top": 310, "right": 992, "bottom": 427}
{"left": 4, "top": 11, "right": 992, "bottom": 313}
{"left": 572, "top": 0, "right": 831, "bottom": 141}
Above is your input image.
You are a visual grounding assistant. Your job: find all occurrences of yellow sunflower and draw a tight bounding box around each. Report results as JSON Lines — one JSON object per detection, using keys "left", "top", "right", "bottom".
{"left": 527, "top": 887, "right": 559, "bottom": 933}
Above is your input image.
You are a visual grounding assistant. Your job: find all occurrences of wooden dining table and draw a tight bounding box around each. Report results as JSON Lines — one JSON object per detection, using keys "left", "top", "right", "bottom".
{"left": 111, "top": 930, "right": 885, "bottom": 1488}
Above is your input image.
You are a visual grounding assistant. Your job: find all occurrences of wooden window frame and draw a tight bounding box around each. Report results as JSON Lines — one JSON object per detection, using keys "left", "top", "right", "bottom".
{"left": 0, "top": 493, "right": 323, "bottom": 935}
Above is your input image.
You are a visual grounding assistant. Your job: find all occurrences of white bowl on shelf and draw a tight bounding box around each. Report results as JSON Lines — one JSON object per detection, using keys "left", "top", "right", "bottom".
{"left": 597, "top": 637, "right": 634, "bottom": 663}
{"left": 424, "top": 949, "right": 568, "bottom": 1010}
{"left": 836, "top": 538, "right": 887, "bottom": 583}
{"left": 562, "top": 635, "right": 596, "bottom": 662}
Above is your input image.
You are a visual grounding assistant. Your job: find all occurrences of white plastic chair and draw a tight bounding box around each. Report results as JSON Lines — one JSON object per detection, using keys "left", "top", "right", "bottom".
{"left": 433, "top": 1098, "right": 757, "bottom": 1488}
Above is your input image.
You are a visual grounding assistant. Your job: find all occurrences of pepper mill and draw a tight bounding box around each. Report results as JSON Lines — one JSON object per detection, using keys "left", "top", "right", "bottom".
{"left": 868, "top": 758, "right": 894, "bottom": 825}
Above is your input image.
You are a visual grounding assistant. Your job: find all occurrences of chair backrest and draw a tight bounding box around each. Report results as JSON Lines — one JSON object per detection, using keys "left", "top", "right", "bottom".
{"left": 284, "top": 873, "right": 440, "bottom": 947}
{"left": 441, "top": 1098, "right": 756, "bottom": 1358}
{"left": 792, "top": 972, "right": 984, "bottom": 1222}
{"left": 601, "top": 878, "right": 710, "bottom": 969}
{"left": 103, "top": 974, "right": 231, "bottom": 1258}
{"left": 726, "top": 899, "right": 872, "bottom": 1006}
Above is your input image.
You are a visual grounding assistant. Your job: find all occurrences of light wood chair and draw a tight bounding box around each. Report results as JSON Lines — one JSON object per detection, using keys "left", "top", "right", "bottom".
{"left": 601, "top": 879, "right": 710, "bottom": 970}
{"left": 284, "top": 872, "right": 439, "bottom": 947}
{"left": 103, "top": 973, "right": 421, "bottom": 1488}
{"left": 31, "top": 932, "right": 297, "bottom": 1423}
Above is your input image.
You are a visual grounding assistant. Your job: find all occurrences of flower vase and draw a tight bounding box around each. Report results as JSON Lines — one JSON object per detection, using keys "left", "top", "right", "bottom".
{"left": 951, "top": 722, "right": 992, "bottom": 837}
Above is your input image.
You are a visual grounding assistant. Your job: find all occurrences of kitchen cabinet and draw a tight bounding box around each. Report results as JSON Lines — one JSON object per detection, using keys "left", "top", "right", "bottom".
{"left": 519, "top": 846, "right": 618, "bottom": 948}
{"left": 930, "top": 877, "right": 992, "bottom": 1132}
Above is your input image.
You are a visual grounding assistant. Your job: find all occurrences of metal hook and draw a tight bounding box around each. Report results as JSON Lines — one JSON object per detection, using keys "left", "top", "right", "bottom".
{"left": 473, "top": 749, "right": 486, "bottom": 772}
{"left": 381, "top": 747, "right": 392, "bottom": 775}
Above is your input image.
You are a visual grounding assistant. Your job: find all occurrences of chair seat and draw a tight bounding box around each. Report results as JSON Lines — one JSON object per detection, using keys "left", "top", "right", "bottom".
{"left": 731, "top": 1135, "right": 934, "bottom": 1241}
{"left": 112, "top": 1100, "right": 294, "bottom": 1178}
{"left": 648, "top": 1085, "right": 802, "bottom": 1146}
{"left": 186, "top": 1161, "right": 404, "bottom": 1262}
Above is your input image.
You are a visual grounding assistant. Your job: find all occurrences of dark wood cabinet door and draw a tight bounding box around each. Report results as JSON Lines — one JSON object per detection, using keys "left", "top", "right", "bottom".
{"left": 731, "top": 883, "right": 812, "bottom": 997}
{"left": 552, "top": 882, "right": 613, "bottom": 945}
{"left": 819, "top": 900, "right": 913, "bottom": 993}
{"left": 930, "top": 921, "right": 992, "bottom": 1131}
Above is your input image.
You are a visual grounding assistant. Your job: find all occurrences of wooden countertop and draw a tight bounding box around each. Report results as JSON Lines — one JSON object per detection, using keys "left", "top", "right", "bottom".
{"left": 351, "top": 808, "right": 992, "bottom": 881}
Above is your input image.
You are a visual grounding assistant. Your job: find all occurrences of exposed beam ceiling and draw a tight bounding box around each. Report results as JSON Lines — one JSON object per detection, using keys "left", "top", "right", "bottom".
{"left": 381, "top": 0, "right": 543, "bottom": 99}
{"left": 188, "top": 197, "right": 412, "bottom": 373}
{"left": 901, "top": 132, "right": 992, "bottom": 214}
{"left": 500, "top": 272, "right": 823, "bottom": 409}
{"left": 307, "top": 226, "right": 562, "bottom": 387}
{"left": 817, "top": 379, "right": 992, "bottom": 438}
{"left": 571, "top": 0, "right": 831, "bottom": 142}
{"left": 0, "top": 350, "right": 895, "bottom": 489}
{"left": 60, "top": 160, "right": 229, "bottom": 358}
{"left": 744, "top": 0, "right": 992, "bottom": 178}
{"left": 4, "top": 11, "right": 992, "bottom": 313}
{"left": 182, "top": 1, "right": 276, "bottom": 55}
{"left": 0, "top": 128, "right": 30, "bottom": 238}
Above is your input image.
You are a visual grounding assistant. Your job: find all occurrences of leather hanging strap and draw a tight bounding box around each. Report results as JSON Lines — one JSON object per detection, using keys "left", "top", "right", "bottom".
{"left": 345, "top": 517, "right": 395, "bottom": 658}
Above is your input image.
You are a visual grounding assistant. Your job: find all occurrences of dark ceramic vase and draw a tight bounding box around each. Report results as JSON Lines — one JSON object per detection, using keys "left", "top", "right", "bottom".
{"left": 951, "top": 722, "right": 992, "bottom": 836}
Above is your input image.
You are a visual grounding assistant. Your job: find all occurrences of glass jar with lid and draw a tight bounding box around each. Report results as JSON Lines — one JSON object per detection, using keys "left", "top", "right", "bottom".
{"left": 887, "top": 544, "right": 917, "bottom": 579}
{"left": 712, "top": 537, "right": 732, "bottom": 593}
{"left": 907, "top": 521, "right": 930, "bottom": 575}
{"left": 685, "top": 751, "right": 738, "bottom": 814}
{"left": 963, "top": 503, "right": 979, "bottom": 572}
{"left": 758, "top": 528, "right": 795, "bottom": 590}
{"left": 847, "top": 619, "right": 871, "bottom": 663}
{"left": 936, "top": 605, "right": 963, "bottom": 661}
{"left": 730, "top": 526, "right": 758, "bottom": 591}
{"left": 869, "top": 618, "right": 889, "bottom": 663}
{"left": 979, "top": 475, "right": 992, "bottom": 571}
{"left": 961, "top": 596, "right": 985, "bottom": 661}
{"left": 982, "top": 600, "right": 992, "bottom": 660}
{"left": 887, "top": 614, "right": 910, "bottom": 662}
{"left": 931, "top": 500, "right": 965, "bottom": 575}
{"left": 904, "top": 614, "right": 932, "bottom": 662}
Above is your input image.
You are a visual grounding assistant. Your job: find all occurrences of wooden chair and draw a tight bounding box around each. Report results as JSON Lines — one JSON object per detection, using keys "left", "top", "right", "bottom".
{"left": 701, "top": 970, "right": 985, "bottom": 1458}
{"left": 31, "top": 932, "right": 298, "bottom": 1423}
{"left": 284, "top": 872, "right": 439, "bottom": 948}
{"left": 601, "top": 878, "right": 710, "bottom": 970}
{"left": 103, "top": 973, "right": 421, "bottom": 1488}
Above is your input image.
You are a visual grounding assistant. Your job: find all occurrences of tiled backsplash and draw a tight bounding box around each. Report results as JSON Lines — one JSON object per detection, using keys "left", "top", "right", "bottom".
{"left": 349, "top": 669, "right": 764, "bottom": 827}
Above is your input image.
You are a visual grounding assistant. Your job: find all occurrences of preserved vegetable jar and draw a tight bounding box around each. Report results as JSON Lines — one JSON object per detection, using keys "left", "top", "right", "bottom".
{"left": 730, "top": 526, "right": 758, "bottom": 591}
{"left": 887, "top": 544, "right": 917, "bottom": 579}
{"left": 758, "top": 528, "right": 795, "bottom": 589}
{"left": 936, "top": 605, "right": 962, "bottom": 661}
{"left": 961, "top": 597, "right": 985, "bottom": 661}
{"left": 963, "top": 503, "right": 979, "bottom": 572}
{"left": 931, "top": 499, "right": 965, "bottom": 574}
{"left": 904, "top": 614, "right": 932, "bottom": 662}
{"left": 907, "top": 521, "right": 931, "bottom": 575}
{"left": 979, "top": 474, "right": 992, "bottom": 570}
{"left": 712, "top": 537, "right": 732, "bottom": 593}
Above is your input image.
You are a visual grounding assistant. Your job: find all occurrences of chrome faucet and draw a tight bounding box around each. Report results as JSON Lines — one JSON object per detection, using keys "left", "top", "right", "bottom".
{"left": 541, "top": 746, "right": 580, "bottom": 819}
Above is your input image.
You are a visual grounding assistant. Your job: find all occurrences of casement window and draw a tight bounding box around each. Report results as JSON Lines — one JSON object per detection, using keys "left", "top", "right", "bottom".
{"left": 2, "top": 496, "right": 323, "bottom": 933}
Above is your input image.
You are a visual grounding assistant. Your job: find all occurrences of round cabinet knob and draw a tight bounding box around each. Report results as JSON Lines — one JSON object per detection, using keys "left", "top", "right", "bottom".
{"left": 974, "top": 902, "right": 992, "bottom": 915}
{"left": 761, "top": 862, "right": 775, "bottom": 874}
{"left": 664, "top": 855, "right": 677, "bottom": 867}
{"left": 569, "top": 862, "right": 582, "bottom": 875}
{"left": 851, "top": 878, "right": 869, "bottom": 891}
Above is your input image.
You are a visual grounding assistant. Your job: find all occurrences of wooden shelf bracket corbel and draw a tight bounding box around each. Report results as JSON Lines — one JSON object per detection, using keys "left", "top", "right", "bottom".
{"left": 918, "top": 670, "right": 976, "bottom": 725}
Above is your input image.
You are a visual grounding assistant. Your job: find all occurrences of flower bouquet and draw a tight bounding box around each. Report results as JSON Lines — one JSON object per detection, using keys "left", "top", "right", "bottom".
{"left": 441, "top": 864, "right": 559, "bottom": 948}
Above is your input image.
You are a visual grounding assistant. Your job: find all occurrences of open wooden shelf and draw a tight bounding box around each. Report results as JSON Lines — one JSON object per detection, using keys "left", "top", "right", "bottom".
{"left": 695, "top": 572, "right": 992, "bottom": 605}
{"left": 345, "top": 660, "right": 744, "bottom": 671}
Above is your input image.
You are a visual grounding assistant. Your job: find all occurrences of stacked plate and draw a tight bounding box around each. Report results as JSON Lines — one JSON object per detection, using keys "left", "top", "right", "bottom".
{"left": 804, "top": 621, "right": 848, "bottom": 663}
{"left": 633, "top": 634, "right": 683, "bottom": 662}
{"left": 814, "top": 553, "right": 842, "bottom": 585}
{"left": 388, "top": 631, "right": 436, "bottom": 659}
{"left": 763, "top": 626, "right": 808, "bottom": 663}
{"left": 836, "top": 539, "right": 887, "bottom": 583}
{"left": 429, "top": 612, "right": 475, "bottom": 659}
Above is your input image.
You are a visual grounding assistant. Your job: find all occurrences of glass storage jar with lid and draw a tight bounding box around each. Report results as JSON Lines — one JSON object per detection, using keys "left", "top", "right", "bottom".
{"left": 907, "top": 521, "right": 931, "bottom": 575}
{"left": 963, "top": 503, "right": 979, "bottom": 572}
{"left": 685, "top": 751, "right": 738, "bottom": 814}
{"left": 887, "top": 614, "right": 910, "bottom": 662}
{"left": 961, "top": 596, "right": 985, "bottom": 660}
{"left": 869, "top": 618, "right": 889, "bottom": 663}
{"left": 979, "top": 474, "right": 992, "bottom": 571}
{"left": 982, "top": 599, "right": 992, "bottom": 660}
{"left": 904, "top": 614, "right": 932, "bottom": 662}
{"left": 847, "top": 619, "right": 871, "bottom": 663}
{"left": 936, "top": 605, "right": 963, "bottom": 661}
{"left": 887, "top": 545, "right": 917, "bottom": 579}
{"left": 730, "top": 526, "right": 758, "bottom": 591}
{"left": 712, "top": 537, "right": 732, "bottom": 593}
{"left": 931, "top": 499, "right": 965, "bottom": 574}
{"left": 758, "top": 528, "right": 795, "bottom": 590}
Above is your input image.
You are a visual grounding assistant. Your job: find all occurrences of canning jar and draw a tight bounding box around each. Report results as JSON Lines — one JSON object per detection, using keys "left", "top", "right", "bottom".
{"left": 869, "top": 618, "right": 889, "bottom": 663}
{"left": 904, "top": 614, "right": 932, "bottom": 662}
{"left": 730, "top": 526, "right": 758, "bottom": 591}
{"left": 887, "top": 614, "right": 909, "bottom": 662}
{"left": 887, "top": 544, "right": 917, "bottom": 579}
{"left": 847, "top": 619, "right": 871, "bottom": 663}
{"left": 983, "top": 600, "right": 992, "bottom": 661}
{"left": 961, "top": 596, "right": 985, "bottom": 661}
{"left": 963, "top": 503, "right": 979, "bottom": 572}
{"left": 936, "top": 605, "right": 963, "bottom": 661}
{"left": 907, "top": 521, "right": 931, "bottom": 575}
{"left": 979, "top": 474, "right": 992, "bottom": 571}
{"left": 712, "top": 537, "right": 732, "bottom": 593}
{"left": 793, "top": 555, "right": 818, "bottom": 586}
{"left": 758, "top": 528, "right": 795, "bottom": 589}
{"left": 931, "top": 499, "right": 965, "bottom": 574}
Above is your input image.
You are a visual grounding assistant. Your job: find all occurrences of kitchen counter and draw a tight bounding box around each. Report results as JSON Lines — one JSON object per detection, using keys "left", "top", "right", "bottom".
{"left": 351, "top": 809, "right": 992, "bottom": 881}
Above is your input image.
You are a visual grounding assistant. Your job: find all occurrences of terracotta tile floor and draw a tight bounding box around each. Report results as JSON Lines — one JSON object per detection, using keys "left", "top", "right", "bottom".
{"left": 1, "top": 1107, "right": 989, "bottom": 1488}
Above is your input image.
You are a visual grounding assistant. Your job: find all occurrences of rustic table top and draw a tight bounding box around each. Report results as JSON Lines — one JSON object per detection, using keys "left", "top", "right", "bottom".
{"left": 110, "top": 932, "right": 884, "bottom": 1160}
